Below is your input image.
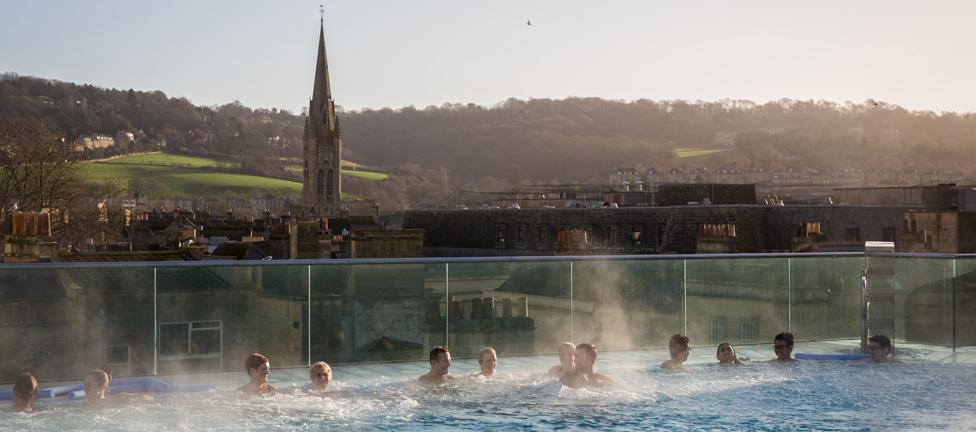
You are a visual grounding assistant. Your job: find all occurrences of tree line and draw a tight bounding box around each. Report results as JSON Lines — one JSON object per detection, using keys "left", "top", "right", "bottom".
{"left": 3, "top": 73, "right": 976, "bottom": 190}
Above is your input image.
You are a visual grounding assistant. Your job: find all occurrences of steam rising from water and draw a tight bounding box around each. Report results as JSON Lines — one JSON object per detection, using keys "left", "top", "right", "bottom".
{"left": 3, "top": 358, "right": 975, "bottom": 431}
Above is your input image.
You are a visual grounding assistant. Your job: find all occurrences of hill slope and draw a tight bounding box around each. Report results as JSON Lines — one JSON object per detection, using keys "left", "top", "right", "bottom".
{"left": 5, "top": 73, "right": 976, "bottom": 186}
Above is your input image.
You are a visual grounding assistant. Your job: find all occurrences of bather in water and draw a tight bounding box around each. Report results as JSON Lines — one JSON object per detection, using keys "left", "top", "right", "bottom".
{"left": 419, "top": 346, "right": 454, "bottom": 385}
{"left": 866, "top": 334, "right": 900, "bottom": 364}
{"left": 716, "top": 342, "right": 742, "bottom": 365}
{"left": 661, "top": 334, "right": 690, "bottom": 370}
{"left": 238, "top": 353, "right": 276, "bottom": 397}
{"left": 476, "top": 347, "right": 497, "bottom": 379}
{"left": 770, "top": 332, "right": 797, "bottom": 363}
{"left": 85, "top": 369, "right": 153, "bottom": 406}
{"left": 11, "top": 371, "right": 37, "bottom": 413}
{"left": 547, "top": 342, "right": 576, "bottom": 376}
{"left": 560, "top": 343, "right": 612, "bottom": 388}
{"left": 304, "top": 361, "right": 333, "bottom": 393}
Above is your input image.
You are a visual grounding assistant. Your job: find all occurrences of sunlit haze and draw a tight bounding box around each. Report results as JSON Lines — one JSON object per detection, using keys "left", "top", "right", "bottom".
{"left": 2, "top": 0, "right": 975, "bottom": 112}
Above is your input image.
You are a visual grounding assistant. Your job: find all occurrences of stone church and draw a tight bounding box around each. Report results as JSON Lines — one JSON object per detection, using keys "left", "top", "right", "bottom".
{"left": 302, "top": 18, "right": 342, "bottom": 217}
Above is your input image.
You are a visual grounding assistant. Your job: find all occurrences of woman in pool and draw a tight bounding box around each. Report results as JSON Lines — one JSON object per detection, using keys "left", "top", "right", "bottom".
{"left": 84, "top": 369, "right": 113, "bottom": 406}
{"left": 716, "top": 342, "right": 742, "bottom": 365}
{"left": 476, "top": 347, "right": 497, "bottom": 379}
{"left": 238, "top": 353, "right": 276, "bottom": 397}
{"left": 12, "top": 371, "right": 38, "bottom": 413}
{"left": 84, "top": 369, "right": 153, "bottom": 406}
{"left": 661, "top": 334, "right": 690, "bottom": 370}
{"left": 304, "top": 361, "right": 332, "bottom": 393}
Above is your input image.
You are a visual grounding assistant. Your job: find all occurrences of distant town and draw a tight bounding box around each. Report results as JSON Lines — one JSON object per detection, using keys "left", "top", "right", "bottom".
{"left": 3, "top": 15, "right": 976, "bottom": 264}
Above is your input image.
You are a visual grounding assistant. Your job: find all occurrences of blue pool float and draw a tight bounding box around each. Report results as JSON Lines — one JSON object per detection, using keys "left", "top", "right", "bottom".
{"left": 795, "top": 353, "right": 869, "bottom": 360}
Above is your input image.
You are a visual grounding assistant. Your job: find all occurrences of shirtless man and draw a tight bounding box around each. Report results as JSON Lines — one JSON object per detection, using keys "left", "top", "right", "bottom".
{"left": 547, "top": 342, "right": 576, "bottom": 376}
{"left": 419, "top": 346, "right": 454, "bottom": 384}
{"left": 477, "top": 347, "right": 497, "bottom": 378}
{"left": 771, "top": 332, "right": 797, "bottom": 363}
{"left": 560, "top": 343, "right": 613, "bottom": 388}
{"left": 238, "top": 353, "right": 276, "bottom": 397}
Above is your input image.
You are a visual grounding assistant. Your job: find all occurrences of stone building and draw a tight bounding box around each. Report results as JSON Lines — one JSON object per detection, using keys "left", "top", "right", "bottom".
{"left": 302, "top": 17, "right": 342, "bottom": 218}
{"left": 403, "top": 205, "right": 913, "bottom": 256}
{"left": 899, "top": 211, "right": 976, "bottom": 253}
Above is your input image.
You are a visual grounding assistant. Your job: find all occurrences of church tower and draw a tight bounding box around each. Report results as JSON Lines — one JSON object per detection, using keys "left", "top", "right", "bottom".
{"left": 302, "top": 15, "right": 342, "bottom": 217}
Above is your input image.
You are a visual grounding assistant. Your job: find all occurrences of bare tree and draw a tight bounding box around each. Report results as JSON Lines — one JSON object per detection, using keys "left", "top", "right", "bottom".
{"left": 0, "top": 116, "right": 82, "bottom": 223}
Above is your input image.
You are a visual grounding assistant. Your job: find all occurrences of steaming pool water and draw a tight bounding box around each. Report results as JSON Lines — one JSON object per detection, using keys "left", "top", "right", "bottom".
{"left": 4, "top": 345, "right": 976, "bottom": 431}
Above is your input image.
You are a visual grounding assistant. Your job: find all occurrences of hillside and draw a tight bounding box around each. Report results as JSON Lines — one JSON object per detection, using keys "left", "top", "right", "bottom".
{"left": 5, "top": 73, "right": 976, "bottom": 189}
{"left": 81, "top": 153, "right": 383, "bottom": 198}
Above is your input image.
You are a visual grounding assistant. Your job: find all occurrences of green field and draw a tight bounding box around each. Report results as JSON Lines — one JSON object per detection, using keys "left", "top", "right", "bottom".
{"left": 342, "top": 170, "right": 389, "bottom": 181}
{"left": 82, "top": 162, "right": 301, "bottom": 196}
{"left": 99, "top": 152, "right": 240, "bottom": 168}
{"left": 284, "top": 164, "right": 389, "bottom": 181}
{"left": 673, "top": 148, "right": 732, "bottom": 158}
{"left": 82, "top": 152, "right": 386, "bottom": 197}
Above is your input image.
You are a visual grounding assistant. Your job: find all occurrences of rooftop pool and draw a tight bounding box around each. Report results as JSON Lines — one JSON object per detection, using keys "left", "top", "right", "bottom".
{"left": 4, "top": 342, "right": 976, "bottom": 431}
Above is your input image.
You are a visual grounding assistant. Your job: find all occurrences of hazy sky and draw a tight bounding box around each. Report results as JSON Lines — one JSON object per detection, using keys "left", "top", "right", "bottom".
{"left": 2, "top": 1, "right": 974, "bottom": 113}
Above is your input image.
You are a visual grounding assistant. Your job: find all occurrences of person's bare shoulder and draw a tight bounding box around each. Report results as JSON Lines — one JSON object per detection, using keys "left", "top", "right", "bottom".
{"left": 547, "top": 365, "right": 562, "bottom": 375}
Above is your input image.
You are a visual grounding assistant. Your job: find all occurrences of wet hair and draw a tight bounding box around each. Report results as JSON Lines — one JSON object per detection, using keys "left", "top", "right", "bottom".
{"left": 669, "top": 334, "right": 690, "bottom": 357}
{"left": 13, "top": 371, "right": 38, "bottom": 401}
{"left": 478, "top": 347, "right": 497, "bottom": 365}
{"left": 576, "top": 343, "right": 597, "bottom": 359}
{"left": 86, "top": 369, "right": 111, "bottom": 389}
{"left": 245, "top": 353, "right": 269, "bottom": 374}
{"left": 869, "top": 334, "right": 892, "bottom": 351}
{"left": 309, "top": 361, "right": 332, "bottom": 380}
{"left": 429, "top": 346, "right": 449, "bottom": 363}
{"left": 774, "top": 332, "right": 794, "bottom": 346}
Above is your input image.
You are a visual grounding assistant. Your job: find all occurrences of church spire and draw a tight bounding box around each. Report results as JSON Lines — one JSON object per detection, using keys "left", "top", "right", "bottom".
{"left": 303, "top": 4, "right": 342, "bottom": 219}
{"left": 312, "top": 5, "right": 332, "bottom": 108}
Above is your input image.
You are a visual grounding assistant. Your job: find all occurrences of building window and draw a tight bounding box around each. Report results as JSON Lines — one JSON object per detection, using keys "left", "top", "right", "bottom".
{"left": 495, "top": 225, "right": 506, "bottom": 247}
{"left": 882, "top": 227, "right": 896, "bottom": 242}
{"left": 159, "top": 320, "right": 222, "bottom": 360}
{"left": 845, "top": 227, "right": 861, "bottom": 241}
{"left": 710, "top": 319, "right": 726, "bottom": 345}
{"left": 537, "top": 225, "right": 548, "bottom": 244}
{"left": 316, "top": 169, "right": 325, "bottom": 198}
{"left": 632, "top": 226, "right": 642, "bottom": 242}
{"left": 104, "top": 345, "right": 130, "bottom": 367}
{"left": 516, "top": 224, "right": 526, "bottom": 244}
{"left": 326, "top": 169, "right": 335, "bottom": 200}
{"left": 606, "top": 225, "right": 617, "bottom": 245}
{"left": 740, "top": 321, "right": 757, "bottom": 344}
